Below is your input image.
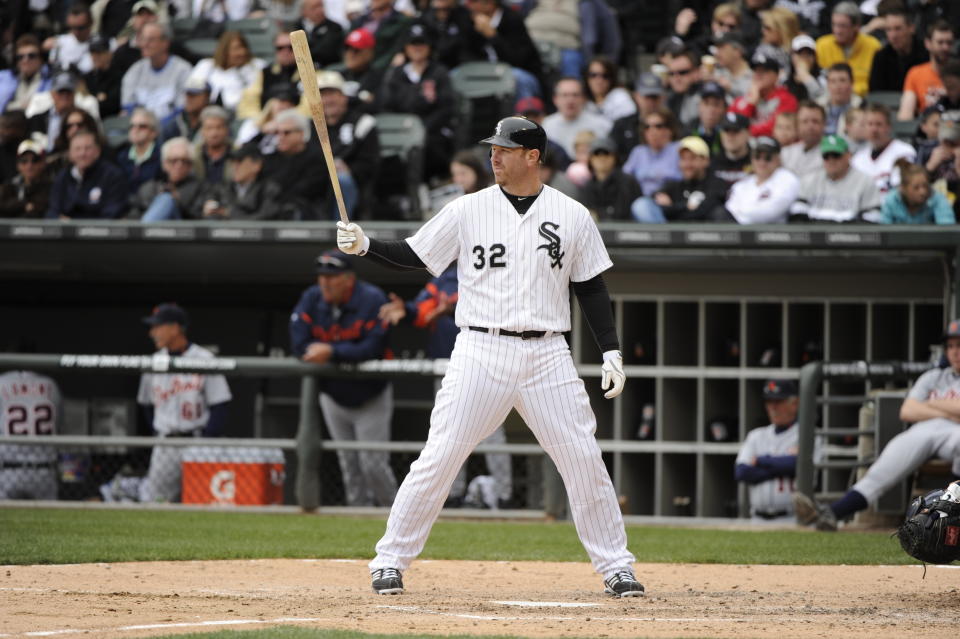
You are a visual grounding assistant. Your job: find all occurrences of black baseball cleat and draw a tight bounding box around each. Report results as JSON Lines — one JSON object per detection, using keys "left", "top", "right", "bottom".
{"left": 603, "top": 570, "right": 645, "bottom": 598}
{"left": 371, "top": 567, "right": 404, "bottom": 595}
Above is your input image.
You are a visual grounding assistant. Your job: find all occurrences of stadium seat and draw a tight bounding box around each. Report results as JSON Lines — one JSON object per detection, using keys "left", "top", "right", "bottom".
{"left": 892, "top": 118, "right": 918, "bottom": 142}
{"left": 171, "top": 16, "right": 199, "bottom": 40}
{"left": 374, "top": 112, "right": 426, "bottom": 220}
{"left": 449, "top": 62, "right": 515, "bottom": 150}
{"left": 866, "top": 91, "right": 902, "bottom": 110}
{"left": 101, "top": 114, "right": 131, "bottom": 151}
{"left": 184, "top": 37, "right": 218, "bottom": 59}
{"left": 226, "top": 17, "right": 275, "bottom": 36}
{"left": 244, "top": 32, "right": 275, "bottom": 60}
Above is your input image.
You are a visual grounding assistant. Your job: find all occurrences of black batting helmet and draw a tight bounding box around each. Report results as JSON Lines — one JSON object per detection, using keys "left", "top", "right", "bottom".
{"left": 480, "top": 116, "right": 546, "bottom": 158}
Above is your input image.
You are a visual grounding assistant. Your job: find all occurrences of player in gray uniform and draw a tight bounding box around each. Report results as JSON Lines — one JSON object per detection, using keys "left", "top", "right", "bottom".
{"left": 0, "top": 369, "right": 62, "bottom": 500}
{"left": 736, "top": 380, "right": 823, "bottom": 523}
{"left": 795, "top": 319, "right": 960, "bottom": 531}
{"left": 137, "top": 304, "right": 232, "bottom": 503}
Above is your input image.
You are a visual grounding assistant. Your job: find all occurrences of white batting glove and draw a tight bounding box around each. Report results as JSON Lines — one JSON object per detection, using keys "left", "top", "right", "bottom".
{"left": 337, "top": 221, "right": 368, "bottom": 255}
{"left": 601, "top": 350, "right": 625, "bottom": 399}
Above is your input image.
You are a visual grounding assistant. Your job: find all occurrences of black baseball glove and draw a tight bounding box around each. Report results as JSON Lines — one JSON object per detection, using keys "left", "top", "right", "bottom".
{"left": 897, "top": 486, "right": 960, "bottom": 565}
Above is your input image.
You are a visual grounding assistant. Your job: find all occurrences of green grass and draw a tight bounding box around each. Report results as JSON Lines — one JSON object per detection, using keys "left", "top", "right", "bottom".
{"left": 0, "top": 507, "right": 907, "bottom": 566}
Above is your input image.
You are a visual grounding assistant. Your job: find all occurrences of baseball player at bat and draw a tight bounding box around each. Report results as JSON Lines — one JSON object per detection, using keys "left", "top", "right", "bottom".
{"left": 338, "top": 116, "right": 642, "bottom": 598}
{"left": 795, "top": 318, "right": 960, "bottom": 531}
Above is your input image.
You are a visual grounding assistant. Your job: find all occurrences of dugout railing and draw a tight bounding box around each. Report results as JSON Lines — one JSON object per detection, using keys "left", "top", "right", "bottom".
{"left": 795, "top": 360, "right": 935, "bottom": 516}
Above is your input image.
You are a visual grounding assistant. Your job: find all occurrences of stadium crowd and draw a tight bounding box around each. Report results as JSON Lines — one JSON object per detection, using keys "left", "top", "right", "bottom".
{"left": 0, "top": 0, "right": 958, "bottom": 223}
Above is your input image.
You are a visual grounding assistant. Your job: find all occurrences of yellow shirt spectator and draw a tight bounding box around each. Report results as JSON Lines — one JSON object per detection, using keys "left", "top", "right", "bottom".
{"left": 815, "top": 31, "right": 881, "bottom": 97}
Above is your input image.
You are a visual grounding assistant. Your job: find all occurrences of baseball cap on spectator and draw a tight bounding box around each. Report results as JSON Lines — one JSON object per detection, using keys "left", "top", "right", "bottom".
{"left": 716, "top": 31, "right": 747, "bottom": 53}
{"left": 678, "top": 136, "right": 710, "bottom": 158}
{"left": 184, "top": 76, "right": 211, "bottom": 95}
{"left": 17, "top": 138, "right": 45, "bottom": 157}
{"left": 316, "top": 70, "right": 345, "bottom": 92}
{"left": 345, "top": 28, "right": 375, "bottom": 50}
{"left": 405, "top": 22, "right": 433, "bottom": 46}
{"left": 132, "top": 0, "right": 160, "bottom": 14}
{"left": 762, "top": 379, "right": 797, "bottom": 400}
{"left": 942, "top": 319, "right": 960, "bottom": 341}
{"left": 635, "top": 72, "right": 664, "bottom": 96}
{"left": 266, "top": 82, "right": 299, "bottom": 103}
{"left": 229, "top": 144, "right": 262, "bottom": 162}
{"left": 720, "top": 111, "right": 750, "bottom": 131}
{"left": 938, "top": 119, "right": 960, "bottom": 143}
{"left": 791, "top": 34, "right": 816, "bottom": 53}
{"left": 700, "top": 81, "right": 725, "bottom": 100}
{"left": 820, "top": 134, "right": 849, "bottom": 155}
{"left": 142, "top": 303, "right": 188, "bottom": 327}
{"left": 654, "top": 36, "right": 685, "bottom": 58}
{"left": 752, "top": 136, "right": 781, "bottom": 154}
{"left": 315, "top": 250, "right": 353, "bottom": 274}
{"left": 589, "top": 137, "right": 617, "bottom": 155}
{"left": 750, "top": 48, "right": 781, "bottom": 72}
{"left": 515, "top": 96, "right": 545, "bottom": 116}
{"left": 51, "top": 72, "right": 76, "bottom": 93}
{"left": 88, "top": 35, "right": 110, "bottom": 53}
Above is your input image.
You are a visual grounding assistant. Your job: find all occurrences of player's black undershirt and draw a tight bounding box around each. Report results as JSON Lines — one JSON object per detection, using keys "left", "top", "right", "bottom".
{"left": 499, "top": 186, "right": 541, "bottom": 215}
{"left": 365, "top": 238, "right": 619, "bottom": 352}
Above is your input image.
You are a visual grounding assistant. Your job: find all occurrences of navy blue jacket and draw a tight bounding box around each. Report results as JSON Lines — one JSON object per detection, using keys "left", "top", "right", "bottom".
{"left": 115, "top": 143, "right": 162, "bottom": 199}
{"left": 46, "top": 158, "right": 129, "bottom": 219}
{"left": 290, "top": 279, "right": 390, "bottom": 407}
{"left": 404, "top": 264, "right": 460, "bottom": 359}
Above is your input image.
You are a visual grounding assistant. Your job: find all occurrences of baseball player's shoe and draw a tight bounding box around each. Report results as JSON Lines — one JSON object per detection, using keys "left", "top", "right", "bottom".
{"left": 371, "top": 568, "right": 404, "bottom": 595}
{"left": 603, "top": 570, "right": 645, "bottom": 597}
{"left": 792, "top": 492, "right": 838, "bottom": 532}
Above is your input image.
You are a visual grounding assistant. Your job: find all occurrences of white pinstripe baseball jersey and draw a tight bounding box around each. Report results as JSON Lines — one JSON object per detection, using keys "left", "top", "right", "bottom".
{"left": 406, "top": 184, "right": 613, "bottom": 332}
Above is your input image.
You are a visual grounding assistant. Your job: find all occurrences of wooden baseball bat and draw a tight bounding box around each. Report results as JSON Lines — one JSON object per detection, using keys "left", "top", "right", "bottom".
{"left": 289, "top": 29, "right": 349, "bottom": 224}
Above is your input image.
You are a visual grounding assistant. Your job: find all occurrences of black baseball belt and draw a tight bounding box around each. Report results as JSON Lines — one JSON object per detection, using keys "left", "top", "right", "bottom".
{"left": 753, "top": 510, "right": 789, "bottom": 519}
{"left": 468, "top": 326, "right": 559, "bottom": 340}
{"left": 1, "top": 461, "right": 56, "bottom": 470}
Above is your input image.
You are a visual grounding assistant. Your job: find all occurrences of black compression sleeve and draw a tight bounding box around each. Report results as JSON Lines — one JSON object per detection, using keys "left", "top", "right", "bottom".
{"left": 365, "top": 238, "right": 427, "bottom": 270}
{"left": 572, "top": 274, "right": 620, "bottom": 353}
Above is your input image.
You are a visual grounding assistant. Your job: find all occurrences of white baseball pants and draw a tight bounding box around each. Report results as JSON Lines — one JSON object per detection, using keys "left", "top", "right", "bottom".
{"left": 370, "top": 330, "right": 635, "bottom": 578}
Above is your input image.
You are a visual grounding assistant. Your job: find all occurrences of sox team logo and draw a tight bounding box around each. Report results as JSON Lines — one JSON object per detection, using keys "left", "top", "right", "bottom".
{"left": 537, "top": 222, "right": 564, "bottom": 269}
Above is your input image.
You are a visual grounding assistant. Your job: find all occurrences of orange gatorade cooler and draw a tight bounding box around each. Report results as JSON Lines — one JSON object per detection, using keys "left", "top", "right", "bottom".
{"left": 181, "top": 446, "right": 285, "bottom": 505}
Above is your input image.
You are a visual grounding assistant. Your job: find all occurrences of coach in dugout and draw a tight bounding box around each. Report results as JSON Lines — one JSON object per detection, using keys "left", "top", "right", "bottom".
{"left": 289, "top": 251, "right": 397, "bottom": 508}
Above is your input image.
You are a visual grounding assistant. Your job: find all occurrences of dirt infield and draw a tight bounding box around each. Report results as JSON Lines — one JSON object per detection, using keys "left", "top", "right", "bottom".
{"left": 1, "top": 559, "right": 957, "bottom": 638}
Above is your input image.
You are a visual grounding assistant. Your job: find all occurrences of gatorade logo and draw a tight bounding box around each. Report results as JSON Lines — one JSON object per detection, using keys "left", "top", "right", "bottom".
{"left": 210, "top": 470, "right": 236, "bottom": 503}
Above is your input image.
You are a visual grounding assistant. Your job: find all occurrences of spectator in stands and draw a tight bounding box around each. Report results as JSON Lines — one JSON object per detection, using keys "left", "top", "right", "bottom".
{"left": 730, "top": 47, "right": 798, "bottom": 138}
{"left": 46, "top": 107, "right": 100, "bottom": 174}
{"left": 188, "top": 32, "right": 266, "bottom": 113}
{"left": 235, "top": 83, "right": 300, "bottom": 151}
{"left": 948, "top": 147, "right": 960, "bottom": 219}
{"left": 916, "top": 105, "right": 944, "bottom": 163}
{"left": 0, "top": 35, "right": 53, "bottom": 114}
{"left": 0, "top": 112, "right": 28, "bottom": 186}
{"left": 584, "top": 56, "right": 635, "bottom": 122}
{"left": 351, "top": 0, "right": 412, "bottom": 73}
{"left": 868, "top": 3, "right": 927, "bottom": 93}
{"left": 261, "top": 109, "right": 328, "bottom": 219}
{"left": 880, "top": 162, "right": 955, "bottom": 224}
{"left": 738, "top": 0, "right": 775, "bottom": 50}
{"left": 898, "top": 20, "right": 956, "bottom": 121}
{"left": 160, "top": 77, "right": 211, "bottom": 143}
{"left": 787, "top": 34, "right": 824, "bottom": 103}
{"left": 525, "top": 0, "right": 583, "bottom": 77}
{"left": 580, "top": 136, "right": 641, "bottom": 221}
{"left": 27, "top": 73, "right": 100, "bottom": 153}
{"left": 539, "top": 146, "right": 581, "bottom": 199}
{"left": 790, "top": 134, "right": 881, "bottom": 223}
{"left": 711, "top": 30, "right": 752, "bottom": 99}
{"left": 782, "top": 101, "right": 826, "bottom": 178}
{"left": 623, "top": 106, "right": 681, "bottom": 200}
{"left": 421, "top": 0, "right": 473, "bottom": 70}
{"left": 183, "top": 0, "right": 260, "bottom": 23}
{"left": 565, "top": 129, "right": 596, "bottom": 187}
{"left": 121, "top": 22, "right": 193, "bottom": 120}
{"left": 851, "top": 103, "right": 917, "bottom": 196}
{"left": 192, "top": 106, "right": 232, "bottom": 185}
{"left": 759, "top": 6, "right": 800, "bottom": 59}
{"left": 774, "top": 112, "right": 798, "bottom": 148}
{"left": 289, "top": 251, "right": 397, "bottom": 507}
{"left": 576, "top": 0, "right": 622, "bottom": 65}
{"left": 844, "top": 106, "right": 869, "bottom": 153}
{"left": 333, "top": 28, "right": 384, "bottom": 111}
{"left": 686, "top": 81, "right": 726, "bottom": 157}
{"left": 543, "top": 77, "right": 612, "bottom": 158}
{"left": 450, "top": 149, "right": 491, "bottom": 194}
{"left": 723, "top": 136, "right": 799, "bottom": 224}
{"left": 379, "top": 22, "right": 455, "bottom": 184}
{"left": 199, "top": 144, "right": 284, "bottom": 220}
{"left": 924, "top": 118, "right": 959, "bottom": 184}
{"left": 43, "top": 3, "right": 95, "bottom": 74}
{"left": 0, "top": 138, "right": 53, "bottom": 218}
{"left": 815, "top": 2, "right": 881, "bottom": 97}
{"left": 83, "top": 36, "right": 123, "bottom": 118}
{"left": 461, "top": 0, "right": 544, "bottom": 99}
{"left": 817, "top": 63, "right": 861, "bottom": 136}
{"left": 47, "top": 129, "right": 128, "bottom": 219}
{"left": 514, "top": 96, "right": 570, "bottom": 169}
{"left": 935, "top": 61, "right": 960, "bottom": 113}
{"left": 672, "top": 2, "right": 741, "bottom": 58}
{"left": 296, "top": 0, "right": 346, "bottom": 69}
{"left": 236, "top": 31, "right": 300, "bottom": 122}
{"left": 610, "top": 72, "right": 664, "bottom": 164}
{"left": 112, "top": 1, "right": 191, "bottom": 76}
{"left": 641, "top": 135, "right": 729, "bottom": 223}
{"left": 712, "top": 112, "right": 753, "bottom": 187}
{"left": 665, "top": 48, "right": 703, "bottom": 129}
{"left": 116, "top": 106, "right": 162, "bottom": 197}
{"left": 132, "top": 137, "right": 209, "bottom": 221}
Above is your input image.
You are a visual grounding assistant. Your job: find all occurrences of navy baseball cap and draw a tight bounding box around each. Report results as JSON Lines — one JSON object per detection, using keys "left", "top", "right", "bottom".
{"left": 635, "top": 72, "right": 664, "bottom": 97}
{"left": 762, "top": 379, "right": 798, "bottom": 400}
{"left": 700, "top": 81, "right": 725, "bottom": 100}
{"left": 753, "top": 136, "right": 781, "bottom": 154}
{"left": 315, "top": 250, "right": 353, "bottom": 274}
{"left": 720, "top": 111, "right": 750, "bottom": 131}
{"left": 943, "top": 319, "right": 960, "bottom": 341}
{"left": 142, "top": 303, "right": 188, "bottom": 327}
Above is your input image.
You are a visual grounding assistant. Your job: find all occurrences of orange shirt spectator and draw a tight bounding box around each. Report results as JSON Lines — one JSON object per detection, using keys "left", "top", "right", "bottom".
{"left": 902, "top": 63, "right": 943, "bottom": 112}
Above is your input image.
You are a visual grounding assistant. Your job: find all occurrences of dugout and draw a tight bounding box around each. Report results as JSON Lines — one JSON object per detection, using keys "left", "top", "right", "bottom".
{"left": 0, "top": 219, "right": 956, "bottom": 519}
